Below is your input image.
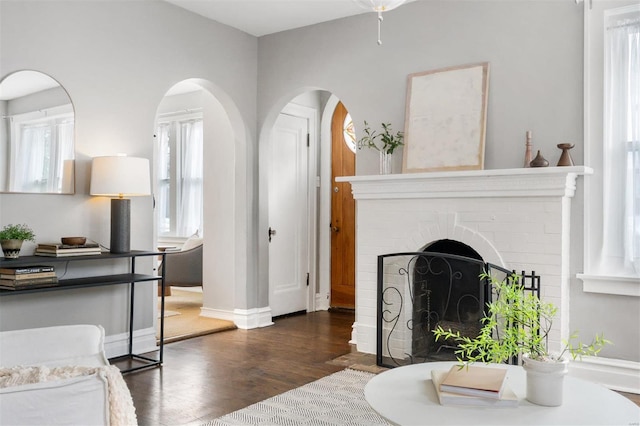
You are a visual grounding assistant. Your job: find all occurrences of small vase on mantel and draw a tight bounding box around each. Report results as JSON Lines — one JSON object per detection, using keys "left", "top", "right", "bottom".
{"left": 379, "top": 151, "right": 392, "bottom": 175}
{"left": 556, "top": 143, "right": 575, "bottom": 166}
{"left": 523, "top": 130, "right": 533, "bottom": 168}
{"left": 530, "top": 150, "right": 549, "bottom": 167}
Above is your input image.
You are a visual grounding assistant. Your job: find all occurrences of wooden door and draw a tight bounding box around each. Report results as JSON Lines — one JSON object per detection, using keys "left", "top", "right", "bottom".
{"left": 330, "top": 102, "right": 356, "bottom": 309}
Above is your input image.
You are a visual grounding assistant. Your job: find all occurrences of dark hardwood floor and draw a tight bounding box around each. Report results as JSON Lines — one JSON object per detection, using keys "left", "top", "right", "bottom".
{"left": 123, "top": 310, "right": 355, "bottom": 426}
{"left": 124, "top": 309, "right": 640, "bottom": 426}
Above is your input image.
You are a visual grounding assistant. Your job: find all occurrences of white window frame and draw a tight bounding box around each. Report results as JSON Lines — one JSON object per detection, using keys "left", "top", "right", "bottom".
{"left": 578, "top": 0, "right": 640, "bottom": 296}
{"left": 155, "top": 111, "right": 204, "bottom": 240}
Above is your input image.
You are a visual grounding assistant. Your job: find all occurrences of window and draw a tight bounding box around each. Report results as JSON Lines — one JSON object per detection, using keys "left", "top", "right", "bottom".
{"left": 8, "top": 105, "right": 74, "bottom": 193}
{"left": 343, "top": 113, "right": 356, "bottom": 153}
{"left": 156, "top": 113, "right": 203, "bottom": 239}
{"left": 580, "top": 1, "right": 640, "bottom": 294}
{"left": 604, "top": 5, "right": 639, "bottom": 273}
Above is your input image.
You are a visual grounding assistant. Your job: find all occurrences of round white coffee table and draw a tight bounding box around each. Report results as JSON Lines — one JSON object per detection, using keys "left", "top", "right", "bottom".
{"left": 364, "top": 362, "right": 640, "bottom": 425}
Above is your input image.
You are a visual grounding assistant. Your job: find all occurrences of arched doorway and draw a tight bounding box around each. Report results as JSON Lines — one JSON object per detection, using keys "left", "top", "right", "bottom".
{"left": 262, "top": 91, "right": 357, "bottom": 319}
{"left": 153, "top": 79, "right": 242, "bottom": 337}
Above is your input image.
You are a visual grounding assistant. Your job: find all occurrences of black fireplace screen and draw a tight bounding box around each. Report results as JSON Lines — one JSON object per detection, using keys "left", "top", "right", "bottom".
{"left": 376, "top": 251, "right": 540, "bottom": 368}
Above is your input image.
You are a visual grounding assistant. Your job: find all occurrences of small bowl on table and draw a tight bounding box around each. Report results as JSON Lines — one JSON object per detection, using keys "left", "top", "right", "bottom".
{"left": 61, "top": 237, "right": 86, "bottom": 246}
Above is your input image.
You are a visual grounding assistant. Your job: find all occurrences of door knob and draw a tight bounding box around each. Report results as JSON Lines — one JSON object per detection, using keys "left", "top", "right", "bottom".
{"left": 331, "top": 226, "right": 340, "bottom": 233}
{"left": 268, "top": 227, "right": 276, "bottom": 242}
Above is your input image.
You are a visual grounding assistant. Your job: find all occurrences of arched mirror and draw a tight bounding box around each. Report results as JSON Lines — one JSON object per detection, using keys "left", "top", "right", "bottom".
{"left": 0, "top": 70, "right": 75, "bottom": 194}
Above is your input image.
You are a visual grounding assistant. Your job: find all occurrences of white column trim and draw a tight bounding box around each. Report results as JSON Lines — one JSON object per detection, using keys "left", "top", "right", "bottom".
{"left": 233, "top": 307, "right": 274, "bottom": 329}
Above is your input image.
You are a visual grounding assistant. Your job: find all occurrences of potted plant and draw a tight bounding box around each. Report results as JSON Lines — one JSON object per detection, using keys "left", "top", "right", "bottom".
{"left": 432, "top": 272, "right": 610, "bottom": 406}
{"left": 0, "top": 223, "right": 36, "bottom": 259}
{"left": 357, "top": 121, "right": 404, "bottom": 174}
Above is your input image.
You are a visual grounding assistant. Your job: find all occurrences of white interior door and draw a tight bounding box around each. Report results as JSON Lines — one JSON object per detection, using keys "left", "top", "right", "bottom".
{"left": 268, "top": 112, "right": 309, "bottom": 317}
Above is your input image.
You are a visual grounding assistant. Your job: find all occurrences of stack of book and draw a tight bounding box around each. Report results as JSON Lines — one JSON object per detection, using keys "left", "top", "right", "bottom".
{"left": 431, "top": 365, "right": 518, "bottom": 407}
{"left": 35, "top": 242, "right": 102, "bottom": 257}
{"left": 0, "top": 265, "right": 58, "bottom": 290}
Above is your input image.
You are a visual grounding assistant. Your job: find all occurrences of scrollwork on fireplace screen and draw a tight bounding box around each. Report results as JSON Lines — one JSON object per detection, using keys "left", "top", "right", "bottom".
{"left": 376, "top": 252, "right": 540, "bottom": 368}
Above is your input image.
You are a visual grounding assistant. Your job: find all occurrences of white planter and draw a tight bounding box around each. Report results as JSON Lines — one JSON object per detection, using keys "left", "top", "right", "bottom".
{"left": 379, "top": 151, "right": 392, "bottom": 174}
{"left": 522, "top": 355, "right": 569, "bottom": 406}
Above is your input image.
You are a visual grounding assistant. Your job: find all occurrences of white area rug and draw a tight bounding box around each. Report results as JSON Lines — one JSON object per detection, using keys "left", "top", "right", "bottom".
{"left": 203, "top": 369, "right": 390, "bottom": 426}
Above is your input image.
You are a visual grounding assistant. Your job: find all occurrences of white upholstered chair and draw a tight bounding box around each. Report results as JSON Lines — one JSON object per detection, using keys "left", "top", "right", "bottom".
{"left": 0, "top": 324, "right": 136, "bottom": 425}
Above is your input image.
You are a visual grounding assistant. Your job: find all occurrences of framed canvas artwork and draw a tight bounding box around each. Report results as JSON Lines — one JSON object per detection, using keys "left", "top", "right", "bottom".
{"left": 402, "top": 62, "right": 490, "bottom": 173}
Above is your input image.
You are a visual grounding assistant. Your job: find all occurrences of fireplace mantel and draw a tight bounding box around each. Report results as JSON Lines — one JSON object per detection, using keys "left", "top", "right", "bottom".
{"left": 337, "top": 166, "right": 593, "bottom": 199}
{"left": 336, "top": 165, "right": 593, "bottom": 357}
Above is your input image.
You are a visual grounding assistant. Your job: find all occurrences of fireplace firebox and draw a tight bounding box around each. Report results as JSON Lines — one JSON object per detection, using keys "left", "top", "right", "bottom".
{"left": 377, "top": 245, "right": 540, "bottom": 368}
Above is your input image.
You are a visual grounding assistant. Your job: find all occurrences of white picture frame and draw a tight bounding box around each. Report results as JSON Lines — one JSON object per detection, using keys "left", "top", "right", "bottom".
{"left": 402, "top": 62, "right": 490, "bottom": 173}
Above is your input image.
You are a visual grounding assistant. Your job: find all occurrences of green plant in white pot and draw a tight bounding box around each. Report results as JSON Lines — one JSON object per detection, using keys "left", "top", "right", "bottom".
{"left": 0, "top": 223, "right": 36, "bottom": 259}
{"left": 433, "top": 273, "right": 610, "bottom": 406}
{"left": 357, "top": 121, "right": 404, "bottom": 174}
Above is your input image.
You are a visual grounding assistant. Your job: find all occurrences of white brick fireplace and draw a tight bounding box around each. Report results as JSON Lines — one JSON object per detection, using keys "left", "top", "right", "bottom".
{"left": 337, "top": 166, "right": 592, "bottom": 356}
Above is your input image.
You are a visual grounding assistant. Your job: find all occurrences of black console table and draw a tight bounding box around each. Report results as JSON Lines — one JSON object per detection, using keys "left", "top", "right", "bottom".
{"left": 0, "top": 251, "right": 166, "bottom": 373}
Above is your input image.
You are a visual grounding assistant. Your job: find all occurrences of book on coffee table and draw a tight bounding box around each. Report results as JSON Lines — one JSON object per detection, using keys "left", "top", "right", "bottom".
{"left": 438, "top": 364, "right": 508, "bottom": 399}
{"left": 431, "top": 369, "right": 518, "bottom": 407}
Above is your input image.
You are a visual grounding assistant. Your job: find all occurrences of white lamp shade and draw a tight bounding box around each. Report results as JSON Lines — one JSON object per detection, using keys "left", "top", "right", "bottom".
{"left": 354, "top": 0, "right": 406, "bottom": 12}
{"left": 90, "top": 155, "right": 151, "bottom": 197}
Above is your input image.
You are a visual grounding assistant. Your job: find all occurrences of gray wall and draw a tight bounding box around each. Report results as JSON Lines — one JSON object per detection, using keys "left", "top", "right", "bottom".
{"left": 256, "top": 0, "right": 637, "bottom": 361}
{"left": 258, "top": 0, "right": 583, "bottom": 173}
{"left": 0, "top": 0, "right": 637, "bottom": 362}
{"left": 0, "top": 0, "right": 257, "bottom": 346}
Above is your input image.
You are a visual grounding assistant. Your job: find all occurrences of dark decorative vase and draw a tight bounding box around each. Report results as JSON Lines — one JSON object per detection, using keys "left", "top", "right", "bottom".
{"left": 530, "top": 150, "right": 549, "bottom": 168}
{"left": 556, "top": 143, "right": 575, "bottom": 166}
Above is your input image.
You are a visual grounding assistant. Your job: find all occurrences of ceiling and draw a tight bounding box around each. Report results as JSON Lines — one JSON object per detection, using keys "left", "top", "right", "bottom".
{"left": 164, "top": 0, "right": 409, "bottom": 37}
{"left": 0, "top": 1, "right": 412, "bottom": 98}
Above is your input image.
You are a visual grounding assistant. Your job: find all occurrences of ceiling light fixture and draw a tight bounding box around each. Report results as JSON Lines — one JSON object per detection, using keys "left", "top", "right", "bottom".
{"left": 354, "top": 0, "right": 407, "bottom": 45}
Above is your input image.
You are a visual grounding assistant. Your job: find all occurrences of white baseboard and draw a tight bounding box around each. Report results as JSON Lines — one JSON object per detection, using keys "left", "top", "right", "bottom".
{"left": 200, "top": 306, "right": 236, "bottom": 323}
{"left": 355, "top": 322, "right": 376, "bottom": 354}
{"left": 569, "top": 356, "right": 640, "bottom": 394}
{"left": 233, "top": 307, "right": 274, "bottom": 329}
{"left": 170, "top": 286, "right": 202, "bottom": 294}
{"left": 315, "top": 295, "right": 330, "bottom": 311}
{"left": 349, "top": 321, "right": 357, "bottom": 345}
{"left": 104, "top": 327, "right": 158, "bottom": 359}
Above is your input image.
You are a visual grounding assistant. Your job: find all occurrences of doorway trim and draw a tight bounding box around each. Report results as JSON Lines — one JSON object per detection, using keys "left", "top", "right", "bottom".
{"left": 151, "top": 78, "right": 251, "bottom": 330}
{"left": 318, "top": 95, "right": 341, "bottom": 311}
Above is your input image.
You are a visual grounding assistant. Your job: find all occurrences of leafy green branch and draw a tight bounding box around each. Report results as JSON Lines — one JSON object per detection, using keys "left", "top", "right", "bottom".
{"left": 357, "top": 121, "right": 404, "bottom": 155}
{"left": 432, "top": 272, "right": 610, "bottom": 364}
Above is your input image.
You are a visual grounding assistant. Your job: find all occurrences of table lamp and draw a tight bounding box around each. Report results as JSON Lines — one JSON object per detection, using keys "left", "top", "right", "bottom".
{"left": 90, "top": 155, "right": 151, "bottom": 253}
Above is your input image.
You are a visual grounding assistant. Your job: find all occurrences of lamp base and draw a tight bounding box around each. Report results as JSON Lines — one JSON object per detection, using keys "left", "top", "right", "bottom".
{"left": 111, "top": 198, "right": 130, "bottom": 253}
